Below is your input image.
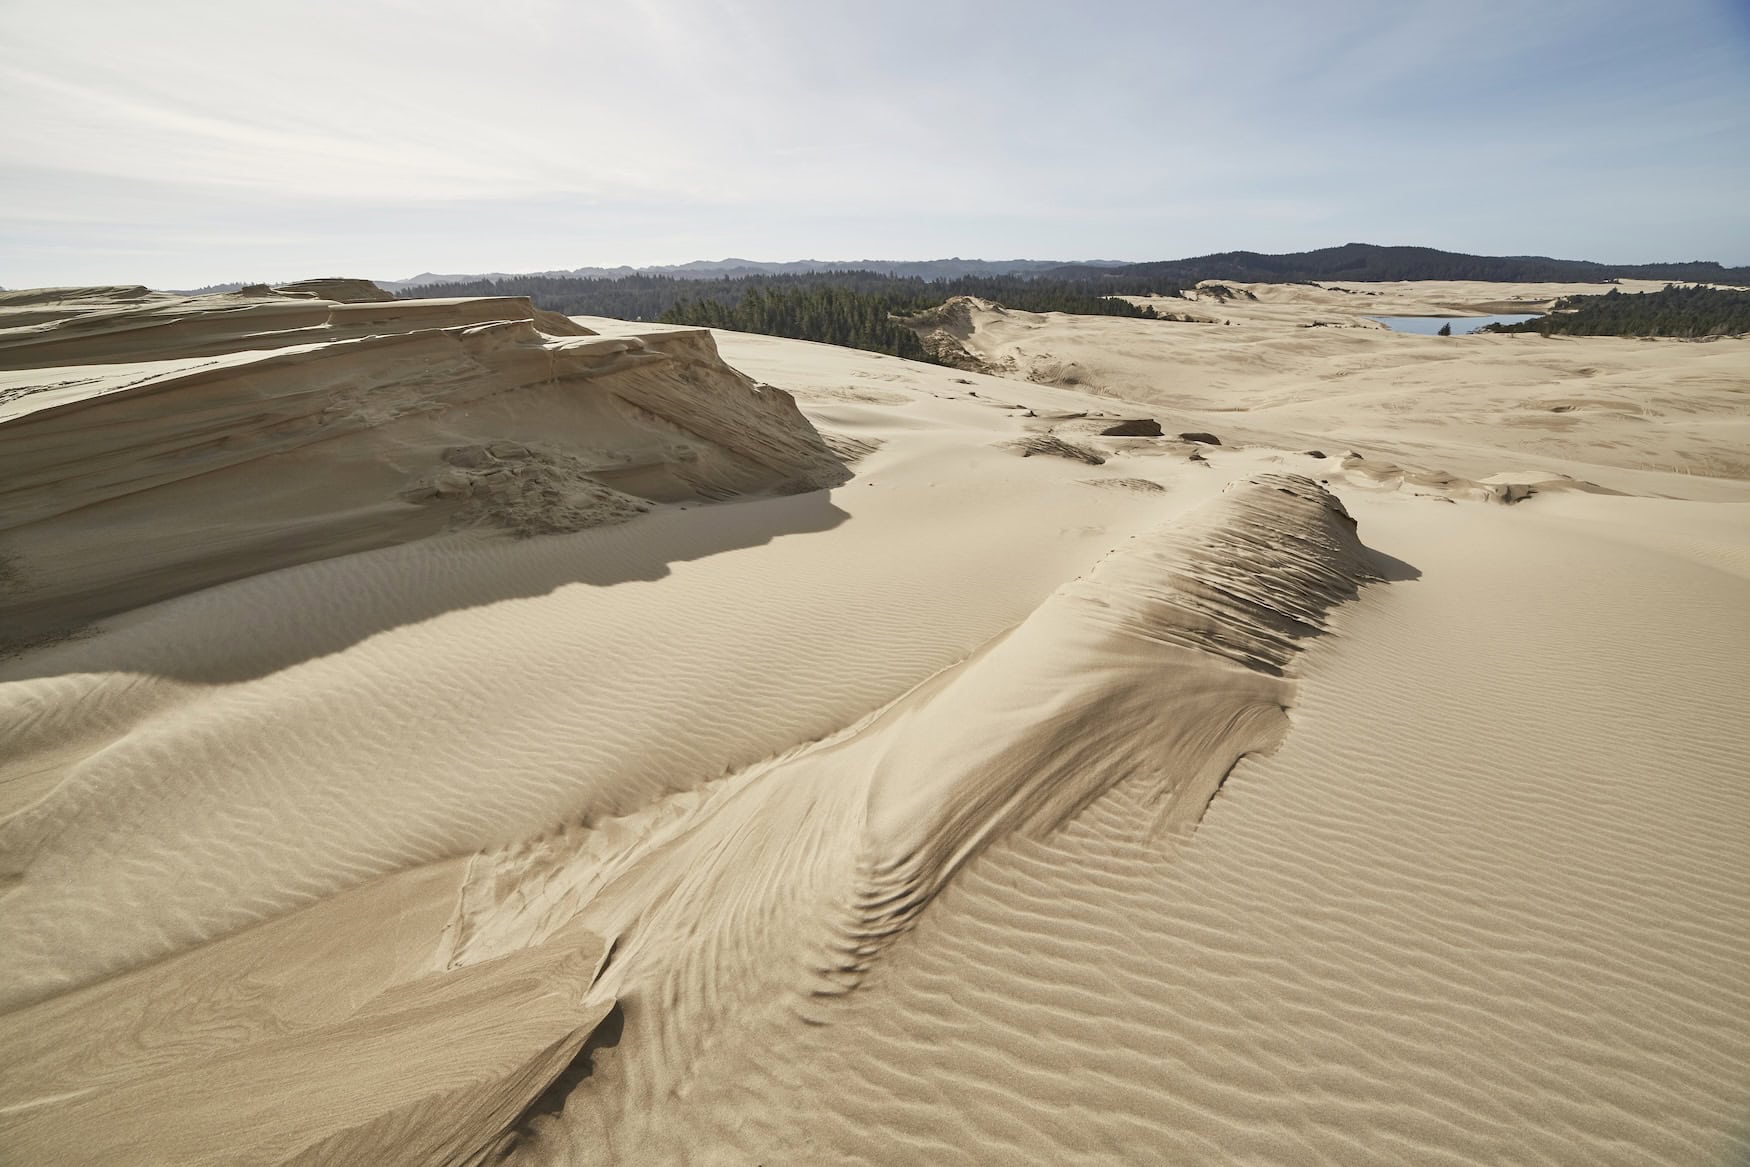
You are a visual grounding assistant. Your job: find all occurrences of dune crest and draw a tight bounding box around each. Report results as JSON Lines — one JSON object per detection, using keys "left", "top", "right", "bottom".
{"left": 832, "top": 474, "right": 1377, "bottom": 988}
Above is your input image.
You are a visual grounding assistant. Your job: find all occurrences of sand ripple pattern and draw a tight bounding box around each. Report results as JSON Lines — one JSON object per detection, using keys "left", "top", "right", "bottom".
{"left": 818, "top": 474, "right": 1377, "bottom": 995}
{"left": 457, "top": 476, "right": 1386, "bottom": 1159}
{"left": 534, "top": 495, "right": 1750, "bottom": 1166}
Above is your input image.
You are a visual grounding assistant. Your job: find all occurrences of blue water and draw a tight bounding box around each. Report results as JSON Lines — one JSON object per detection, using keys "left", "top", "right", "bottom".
{"left": 1368, "top": 314, "right": 1541, "bottom": 335}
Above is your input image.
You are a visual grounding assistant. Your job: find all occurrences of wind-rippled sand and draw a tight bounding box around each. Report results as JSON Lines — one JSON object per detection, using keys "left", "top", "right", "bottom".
{"left": 2, "top": 281, "right": 1747, "bottom": 1164}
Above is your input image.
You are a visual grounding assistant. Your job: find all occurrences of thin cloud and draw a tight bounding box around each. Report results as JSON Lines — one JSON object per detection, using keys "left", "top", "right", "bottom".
{"left": 2, "top": 0, "right": 1745, "bottom": 287}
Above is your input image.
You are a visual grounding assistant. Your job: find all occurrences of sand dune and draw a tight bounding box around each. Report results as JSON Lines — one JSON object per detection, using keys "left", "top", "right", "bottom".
{"left": 2, "top": 283, "right": 1747, "bottom": 1165}
{"left": 0, "top": 283, "right": 847, "bottom": 641}
{"left": 918, "top": 280, "right": 1750, "bottom": 490}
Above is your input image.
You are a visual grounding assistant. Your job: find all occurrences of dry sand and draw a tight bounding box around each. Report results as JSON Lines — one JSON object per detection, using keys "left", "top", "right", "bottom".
{"left": 1, "top": 280, "right": 1747, "bottom": 1165}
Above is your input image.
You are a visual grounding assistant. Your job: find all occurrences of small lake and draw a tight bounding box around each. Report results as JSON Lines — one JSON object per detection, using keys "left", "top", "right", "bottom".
{"left": 1368, "top": 314, "right": 1541, "bottom": 335}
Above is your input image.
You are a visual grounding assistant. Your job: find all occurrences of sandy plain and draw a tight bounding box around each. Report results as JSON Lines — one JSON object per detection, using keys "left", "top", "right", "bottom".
{"left": 0, "top": 278, "right": 1747, "bottom": 1165}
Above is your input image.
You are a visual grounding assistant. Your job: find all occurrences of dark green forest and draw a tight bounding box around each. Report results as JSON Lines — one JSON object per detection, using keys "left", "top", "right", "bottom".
{"left": 657, "top": 285, "right": 935, "bottom": 358}
{"left": 399, "top": 271, "right": 1166, "bottom": 361}
{"left": 1482, "top": 285, "right": 1750, "bottom": 337}
{"left": 399, "top": 270, "right": 1173, "bottom": 320}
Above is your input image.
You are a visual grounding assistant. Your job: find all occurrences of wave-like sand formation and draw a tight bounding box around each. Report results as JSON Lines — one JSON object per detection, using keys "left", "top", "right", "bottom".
{"left": 828, "top": 474, "right": 1377, "bottom": 992}
{"left": 399, "top": 473, "right": 1385, "bottom": 1162}
{"left": 586, "top": 491, "right": 1750, "bottom": 1166}
{"left": 0, "top": 283, "right": 847, "bottom": 640}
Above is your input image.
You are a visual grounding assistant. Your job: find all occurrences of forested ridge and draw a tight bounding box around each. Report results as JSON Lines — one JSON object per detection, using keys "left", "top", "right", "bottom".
{"left": 398, "top": 271, "right": 1167, "bottom": 361}
{"left": 1044, "top": 243, "right": 1750, "bottom": 285}
{"left": 1483, "top": 285, "right": 1750, "bottom": 337}
{"left": 656, "top": 285, "right": 935, "bottom": 358}
{"left": 399, "top": 270, "right": 1172, "bottom": 320}
{"left": 177, "top": 243, "right": 1749, "bottom": 299}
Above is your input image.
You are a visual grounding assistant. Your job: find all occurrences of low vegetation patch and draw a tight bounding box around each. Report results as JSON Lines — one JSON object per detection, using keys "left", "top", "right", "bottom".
{"left": 1482, "top": 284, "right": 1750, "bottom": 338}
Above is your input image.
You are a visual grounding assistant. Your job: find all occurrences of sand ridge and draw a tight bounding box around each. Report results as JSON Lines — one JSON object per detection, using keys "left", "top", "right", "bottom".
{"left": 0, "top": 284, "right": 849, "bottom": 641}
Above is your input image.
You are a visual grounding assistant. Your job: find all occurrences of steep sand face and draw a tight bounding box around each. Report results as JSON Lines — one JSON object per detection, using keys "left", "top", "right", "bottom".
{"left": 1, "top": 288, "right": 1747, "bottom": 1166}
{"left": 0, "top": 285, "right": 848, "bottom": 641}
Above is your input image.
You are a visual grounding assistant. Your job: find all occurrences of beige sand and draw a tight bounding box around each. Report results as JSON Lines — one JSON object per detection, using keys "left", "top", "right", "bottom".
{"left": 915, "top": 280, "right": 1750, "bottom": 488}
{"left": 1, "top": 282, "right": 1746, "bottom": 1165}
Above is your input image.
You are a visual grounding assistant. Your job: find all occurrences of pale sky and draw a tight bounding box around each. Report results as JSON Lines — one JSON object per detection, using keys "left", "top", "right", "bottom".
{"left": 3, "top": 0, "right": 1747, "bottom": 288}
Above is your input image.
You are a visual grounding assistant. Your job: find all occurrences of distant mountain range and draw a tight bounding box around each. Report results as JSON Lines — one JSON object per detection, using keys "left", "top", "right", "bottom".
{"left": 378, "top": 257, "right": 1133, "bottom": 292}
{"left": 170, "top": 244, "right": 1749, "bottom": 297}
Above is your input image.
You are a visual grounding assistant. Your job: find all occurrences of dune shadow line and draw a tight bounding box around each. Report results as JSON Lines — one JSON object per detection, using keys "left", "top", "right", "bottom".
{"left": 0, "top": 489, "right": 850, "bottom": 686}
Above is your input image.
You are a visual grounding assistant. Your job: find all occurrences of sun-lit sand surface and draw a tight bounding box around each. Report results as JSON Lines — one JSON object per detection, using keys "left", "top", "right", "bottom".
{"left": 2, "top": 280, "right": 1747, "bottom": 1165}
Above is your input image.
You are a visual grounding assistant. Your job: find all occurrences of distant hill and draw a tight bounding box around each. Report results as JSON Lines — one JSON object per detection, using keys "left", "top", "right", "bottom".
{"left": 1042, "top": 243, "right": 1750, "bottom": 286}
{"left": 382, "top": 245, "right": 1749, "bottom": 294}
{"left": 381, "top": 258, "right": 1131, "bottom": 291}
{"left": 161, "top": 244, "right": 1748, "bottom": 299}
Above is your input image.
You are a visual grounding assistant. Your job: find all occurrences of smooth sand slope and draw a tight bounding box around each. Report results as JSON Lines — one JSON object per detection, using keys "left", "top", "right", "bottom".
{"left": 1, "top": 282, "right": 1747, "bottom": 1165}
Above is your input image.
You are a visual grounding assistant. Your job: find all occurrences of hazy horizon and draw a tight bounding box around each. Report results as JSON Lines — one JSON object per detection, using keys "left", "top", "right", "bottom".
{"left": 4, "top": 0, "right": 1748, "bottom": 288}
{"left": 160, "top": 242, "right": 1750, "bottom": 295}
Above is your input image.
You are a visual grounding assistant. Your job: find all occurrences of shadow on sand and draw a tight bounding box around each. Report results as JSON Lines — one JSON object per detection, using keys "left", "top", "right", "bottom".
{"left": 0, "top": 488, "right": 851, "bottom": 686}
{"left": 1364, "top": 544, "right": 1422, "bottom": 584}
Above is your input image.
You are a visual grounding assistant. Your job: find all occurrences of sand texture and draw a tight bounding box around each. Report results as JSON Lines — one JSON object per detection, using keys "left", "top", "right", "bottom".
{"left": 2, "top": 282, "right": 1748, "bottom": 1165}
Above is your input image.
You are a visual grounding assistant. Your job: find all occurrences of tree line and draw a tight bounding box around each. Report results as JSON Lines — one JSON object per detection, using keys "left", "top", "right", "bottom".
{"left": 400, "top": 270, "right": 1177, "bottom": 319}
{"left": 1482, "top": 284, "right": 1750, "bottom": 338}
{"left": 399, "top": 270, "right": 1170, "bottom": 362}
{"left": 657, "top": 286, "right": 935, "bottom": 358}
